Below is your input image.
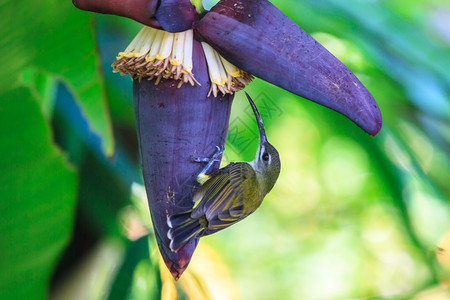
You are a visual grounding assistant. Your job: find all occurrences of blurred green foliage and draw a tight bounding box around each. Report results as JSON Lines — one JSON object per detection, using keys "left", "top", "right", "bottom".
{"left": 0, "top": 0, "right": 449, "bottom": 299}
{"left": 0, "top": 88, "right": 77, "bottom": 299}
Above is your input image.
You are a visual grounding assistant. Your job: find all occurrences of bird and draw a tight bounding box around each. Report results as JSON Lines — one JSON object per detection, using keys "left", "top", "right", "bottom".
{"left": 167, "top": 92, "right": 281, "bottom": 253}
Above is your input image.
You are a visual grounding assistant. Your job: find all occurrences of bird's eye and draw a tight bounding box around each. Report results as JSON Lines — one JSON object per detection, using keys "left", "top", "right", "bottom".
{"left": 262, "top": 153, "right": 269, "bottom": 161}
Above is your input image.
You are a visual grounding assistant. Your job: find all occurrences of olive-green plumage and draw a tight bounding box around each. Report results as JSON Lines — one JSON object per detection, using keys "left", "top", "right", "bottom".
{"left": 167, "top": 93, "right": 281, "bottom": 253}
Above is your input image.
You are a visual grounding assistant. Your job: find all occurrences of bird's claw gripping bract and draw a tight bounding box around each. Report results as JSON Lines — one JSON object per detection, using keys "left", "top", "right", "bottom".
{"left": 191, "top": 146, "right": 224, "bottom": 164}
{"left": 73, "top": 0, "right": 382, "bottom": 279}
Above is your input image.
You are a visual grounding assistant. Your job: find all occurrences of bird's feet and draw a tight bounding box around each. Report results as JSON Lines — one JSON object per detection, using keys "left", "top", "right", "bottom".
{"left": 193, "top": 146, "right": 224, "bottom": 176}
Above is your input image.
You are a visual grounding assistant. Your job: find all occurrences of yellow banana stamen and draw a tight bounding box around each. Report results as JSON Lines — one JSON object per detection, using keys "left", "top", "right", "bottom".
{"left": 200, "top": 42, "right": 253, "bottom": 97}
{"left": 112, "top": 26, "right": 252, "bottom": 95}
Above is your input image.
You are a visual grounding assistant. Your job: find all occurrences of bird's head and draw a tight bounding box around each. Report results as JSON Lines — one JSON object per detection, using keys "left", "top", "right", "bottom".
{"left": 246, "top": 92, "right": 281, "bottom": 195}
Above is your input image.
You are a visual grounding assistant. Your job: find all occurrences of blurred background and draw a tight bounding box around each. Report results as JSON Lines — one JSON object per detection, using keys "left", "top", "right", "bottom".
{"left": 1, "top": 0, "right": 449, "bottom": 299}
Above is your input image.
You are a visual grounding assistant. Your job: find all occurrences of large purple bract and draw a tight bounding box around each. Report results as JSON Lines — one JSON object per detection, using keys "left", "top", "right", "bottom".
{"left": 195, "top": 0, "right": 382, "bottom": 136}
{"left": 133, "top": 41, "right": 233, "bottom": 279}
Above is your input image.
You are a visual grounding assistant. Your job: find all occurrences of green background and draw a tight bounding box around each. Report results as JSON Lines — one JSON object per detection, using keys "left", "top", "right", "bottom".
{"left": 0, "top": 0, "right": 449, "bottom": 299}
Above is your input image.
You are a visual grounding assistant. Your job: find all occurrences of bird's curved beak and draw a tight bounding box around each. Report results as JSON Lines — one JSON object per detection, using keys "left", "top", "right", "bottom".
{"left": 245, "top": 92, "right": 268, "bottom": 145}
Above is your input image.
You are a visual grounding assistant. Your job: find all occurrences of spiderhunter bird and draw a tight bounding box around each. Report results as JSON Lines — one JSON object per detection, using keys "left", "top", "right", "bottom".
{"left": 167, "top": 92, "right": 281, "bottom": 252}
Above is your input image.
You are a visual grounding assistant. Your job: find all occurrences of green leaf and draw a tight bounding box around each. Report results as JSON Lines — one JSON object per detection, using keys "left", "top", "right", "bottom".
{"left": 78, "top": 151, "right": 130, "bottom": 237}
{"left": 0, "top": 0, "right": 114, "bottom": 156}
{"left": 107, "top": 236, "right": 158, "bottom": 300}
{"left": 0, "top": 87, "right": 78, "bottom": 299}
{"left": 20, "top": 67, "right": 58, "bottom": 119}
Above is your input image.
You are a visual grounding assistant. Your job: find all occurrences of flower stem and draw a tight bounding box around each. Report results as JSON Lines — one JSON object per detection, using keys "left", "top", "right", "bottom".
{"left": 190, "top": 0, "right": 206, "bottom": 14}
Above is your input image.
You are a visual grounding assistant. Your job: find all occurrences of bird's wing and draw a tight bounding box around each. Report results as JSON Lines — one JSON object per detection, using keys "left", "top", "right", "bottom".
{"left": 191, "top": 163, "right": 256, "bottom": 232}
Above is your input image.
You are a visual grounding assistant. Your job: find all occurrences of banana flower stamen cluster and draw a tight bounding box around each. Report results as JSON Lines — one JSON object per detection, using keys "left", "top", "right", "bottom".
{"left": 201, "top": 42, "right": 253, "bottom": 97}
{"left": 112, "top": 26, "right": 253, "bottom": 94}
{"left": 112, "top": 26, "right": 197, "bottom": 86}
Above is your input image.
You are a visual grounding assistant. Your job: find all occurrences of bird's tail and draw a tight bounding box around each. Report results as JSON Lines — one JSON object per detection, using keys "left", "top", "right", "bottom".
{"left": 167, "top": 210, "right": 204, "bottom": 253}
